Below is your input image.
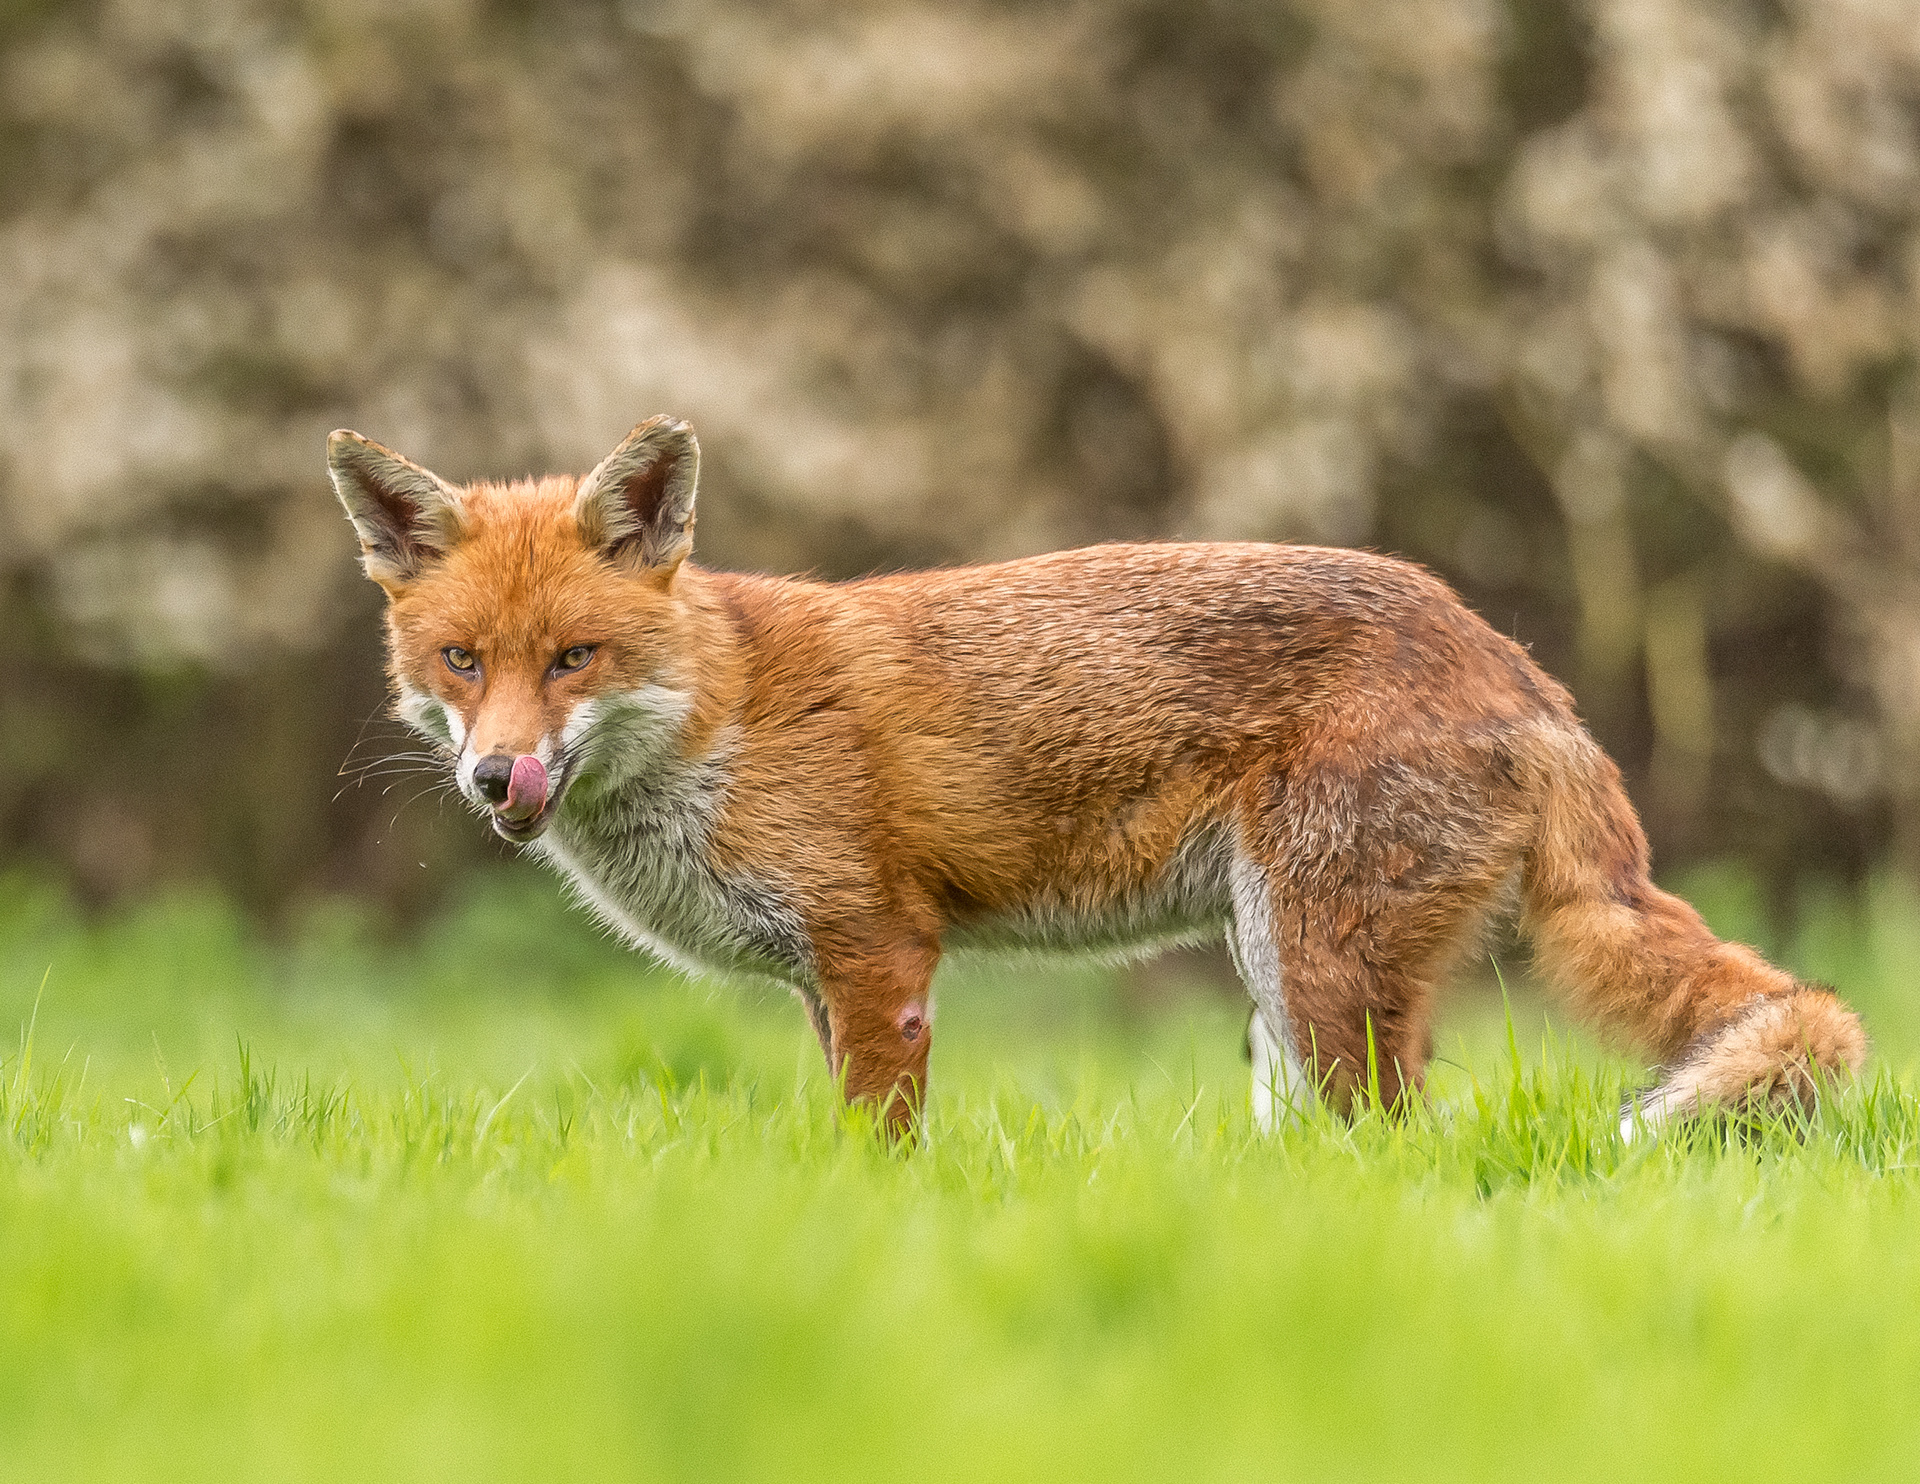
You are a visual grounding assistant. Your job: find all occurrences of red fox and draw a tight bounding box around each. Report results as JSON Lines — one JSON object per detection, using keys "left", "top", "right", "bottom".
{"left": 331, "top": 415, "right": 1866, "bottom": 1138}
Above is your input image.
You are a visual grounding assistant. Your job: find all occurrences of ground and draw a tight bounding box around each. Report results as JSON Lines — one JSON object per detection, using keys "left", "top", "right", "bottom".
{"left": 3, "top": 865, "right": 1920, "bottom": 1483}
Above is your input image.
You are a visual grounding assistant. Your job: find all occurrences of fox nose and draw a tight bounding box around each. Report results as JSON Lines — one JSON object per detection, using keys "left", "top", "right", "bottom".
{"left": 473, "top": 753, "right": 513, "bottom": 805}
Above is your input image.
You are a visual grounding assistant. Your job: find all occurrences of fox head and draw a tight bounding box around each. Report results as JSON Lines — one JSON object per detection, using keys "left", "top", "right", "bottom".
{"left": 329, "top": 416, "right": 702, "bottom": 842}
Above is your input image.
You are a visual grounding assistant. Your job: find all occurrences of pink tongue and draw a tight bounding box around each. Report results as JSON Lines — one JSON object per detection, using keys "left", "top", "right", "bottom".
{"left": 504, "top": 754, "right": 549, "bottom": 817}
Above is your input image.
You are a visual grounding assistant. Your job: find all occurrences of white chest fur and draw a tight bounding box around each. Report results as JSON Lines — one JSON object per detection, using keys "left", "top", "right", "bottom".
{"left": 534, "top": 749, "right": 811, "bottom": 987}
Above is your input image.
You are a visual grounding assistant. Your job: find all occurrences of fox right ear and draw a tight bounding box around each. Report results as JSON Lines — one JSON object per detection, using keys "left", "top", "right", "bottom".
{"left": 573, "top": 416, "right": 699, "bottom": 575}
{"left": 327, "top": 431, "right": 465, "bottom": 588}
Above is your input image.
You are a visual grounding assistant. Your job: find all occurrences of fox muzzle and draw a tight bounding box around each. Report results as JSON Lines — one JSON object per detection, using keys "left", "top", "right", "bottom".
{"left": 472, "top": 751, "right": 550, "bottom": 825}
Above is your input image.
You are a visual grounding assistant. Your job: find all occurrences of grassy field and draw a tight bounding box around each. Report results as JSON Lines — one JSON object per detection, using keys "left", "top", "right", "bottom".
{"left": 5, "top": 864, "right": 1920, "bottom": 1482}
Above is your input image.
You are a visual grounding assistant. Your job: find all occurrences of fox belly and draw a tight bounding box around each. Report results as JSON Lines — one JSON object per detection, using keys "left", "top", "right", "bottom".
{"left": 940, "top": 821, "right": 1234, "bottom": 961}
{"left": 544, "top": 772, "right": 1233, "bottom": 980}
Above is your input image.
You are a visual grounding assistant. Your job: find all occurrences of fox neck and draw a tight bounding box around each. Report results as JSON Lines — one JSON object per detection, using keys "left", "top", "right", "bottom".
{"left": 535, "top": 573, "right": 808, "bottom": 984}
{"left": 664, "top": 565, "right": 751, "bottom": 758}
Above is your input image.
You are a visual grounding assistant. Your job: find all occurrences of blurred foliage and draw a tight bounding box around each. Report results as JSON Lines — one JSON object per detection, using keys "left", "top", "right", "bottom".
{"left": 2, "top": 0, "right": 1918, "bottom": 912}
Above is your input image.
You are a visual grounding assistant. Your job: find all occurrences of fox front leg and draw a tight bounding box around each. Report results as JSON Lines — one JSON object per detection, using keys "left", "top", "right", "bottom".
{"left": 814, "top": 937, "right": 939, "bottom": 1142}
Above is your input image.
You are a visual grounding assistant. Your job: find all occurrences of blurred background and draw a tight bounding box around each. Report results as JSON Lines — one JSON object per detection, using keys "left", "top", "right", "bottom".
{"left": 8, "top": 13, "right": 1920, "bottom": 1469}
{"left": 2, "top": 0, "right": 1918, "bottom": 945}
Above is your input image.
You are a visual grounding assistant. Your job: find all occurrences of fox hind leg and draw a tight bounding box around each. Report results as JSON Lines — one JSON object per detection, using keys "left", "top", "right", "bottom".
{"left": 1230, "top": 836, "right": 1446, "bottom": 1115}
{"left": 1228, "top": 854, "right": 1314, "bottom": 1131}
{"left": 1245, "top": 1001, "right": 1312, "bottom": 1132}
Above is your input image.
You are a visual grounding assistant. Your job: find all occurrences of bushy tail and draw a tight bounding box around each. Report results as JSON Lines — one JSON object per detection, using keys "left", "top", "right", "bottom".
{"left": 1516, "top": 723, "right": 1866, "bottom": 1132}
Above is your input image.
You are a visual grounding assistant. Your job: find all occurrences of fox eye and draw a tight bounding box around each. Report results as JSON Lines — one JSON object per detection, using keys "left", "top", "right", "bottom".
{"left": 442, "top": 647, "right": 478, "bottom": 676}
{"left": 554, "top": 645, "right": 596, "bottom": 674}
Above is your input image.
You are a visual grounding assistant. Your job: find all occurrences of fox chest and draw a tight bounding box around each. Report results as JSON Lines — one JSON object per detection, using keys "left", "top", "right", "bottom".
{"left": 535, "top": 778, "right": 810, "bottom": 986}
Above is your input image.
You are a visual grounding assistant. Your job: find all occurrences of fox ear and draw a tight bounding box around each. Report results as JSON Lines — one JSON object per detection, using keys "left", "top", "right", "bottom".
{"left": 328, "top": 431, "right": 465, "bottom": 588}
{"left": 573, "top": 416, "right": 699, "bottom": 574}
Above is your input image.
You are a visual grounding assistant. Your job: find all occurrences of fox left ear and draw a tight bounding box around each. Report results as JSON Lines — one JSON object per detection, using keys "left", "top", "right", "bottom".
{"left": 574, "top": 416, "right": 699, "bottom": 574}
{"left": 328, "top": 430, "right": 466, "bottom": 589}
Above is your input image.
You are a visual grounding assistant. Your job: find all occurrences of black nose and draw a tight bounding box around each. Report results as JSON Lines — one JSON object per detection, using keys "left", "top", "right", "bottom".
{"left": 473, "top": 753, "right": 513, "bottom": 805}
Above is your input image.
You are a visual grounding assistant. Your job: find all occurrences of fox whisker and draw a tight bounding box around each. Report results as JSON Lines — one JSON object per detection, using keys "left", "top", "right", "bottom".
{"left": 385, "top": 779, "right": 459, "bottom": 833}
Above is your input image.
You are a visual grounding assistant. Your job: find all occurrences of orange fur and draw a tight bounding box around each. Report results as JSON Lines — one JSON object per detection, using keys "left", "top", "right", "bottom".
{"left": 330, "top": 416, "right": 1868, "bottom": 1138}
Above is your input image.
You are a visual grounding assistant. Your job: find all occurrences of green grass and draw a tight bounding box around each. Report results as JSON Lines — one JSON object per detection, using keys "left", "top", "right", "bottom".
{"left": 4, "top": 865, "right": 1920, "bottom": 1482}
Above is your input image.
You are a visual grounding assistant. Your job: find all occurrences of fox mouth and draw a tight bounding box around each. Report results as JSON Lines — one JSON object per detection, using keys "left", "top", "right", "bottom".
{"left": 482, "top": 754, "right": 570, "bottom": 843}
{"left": 492, "top": 802, "right": 556, "bottom": 842}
